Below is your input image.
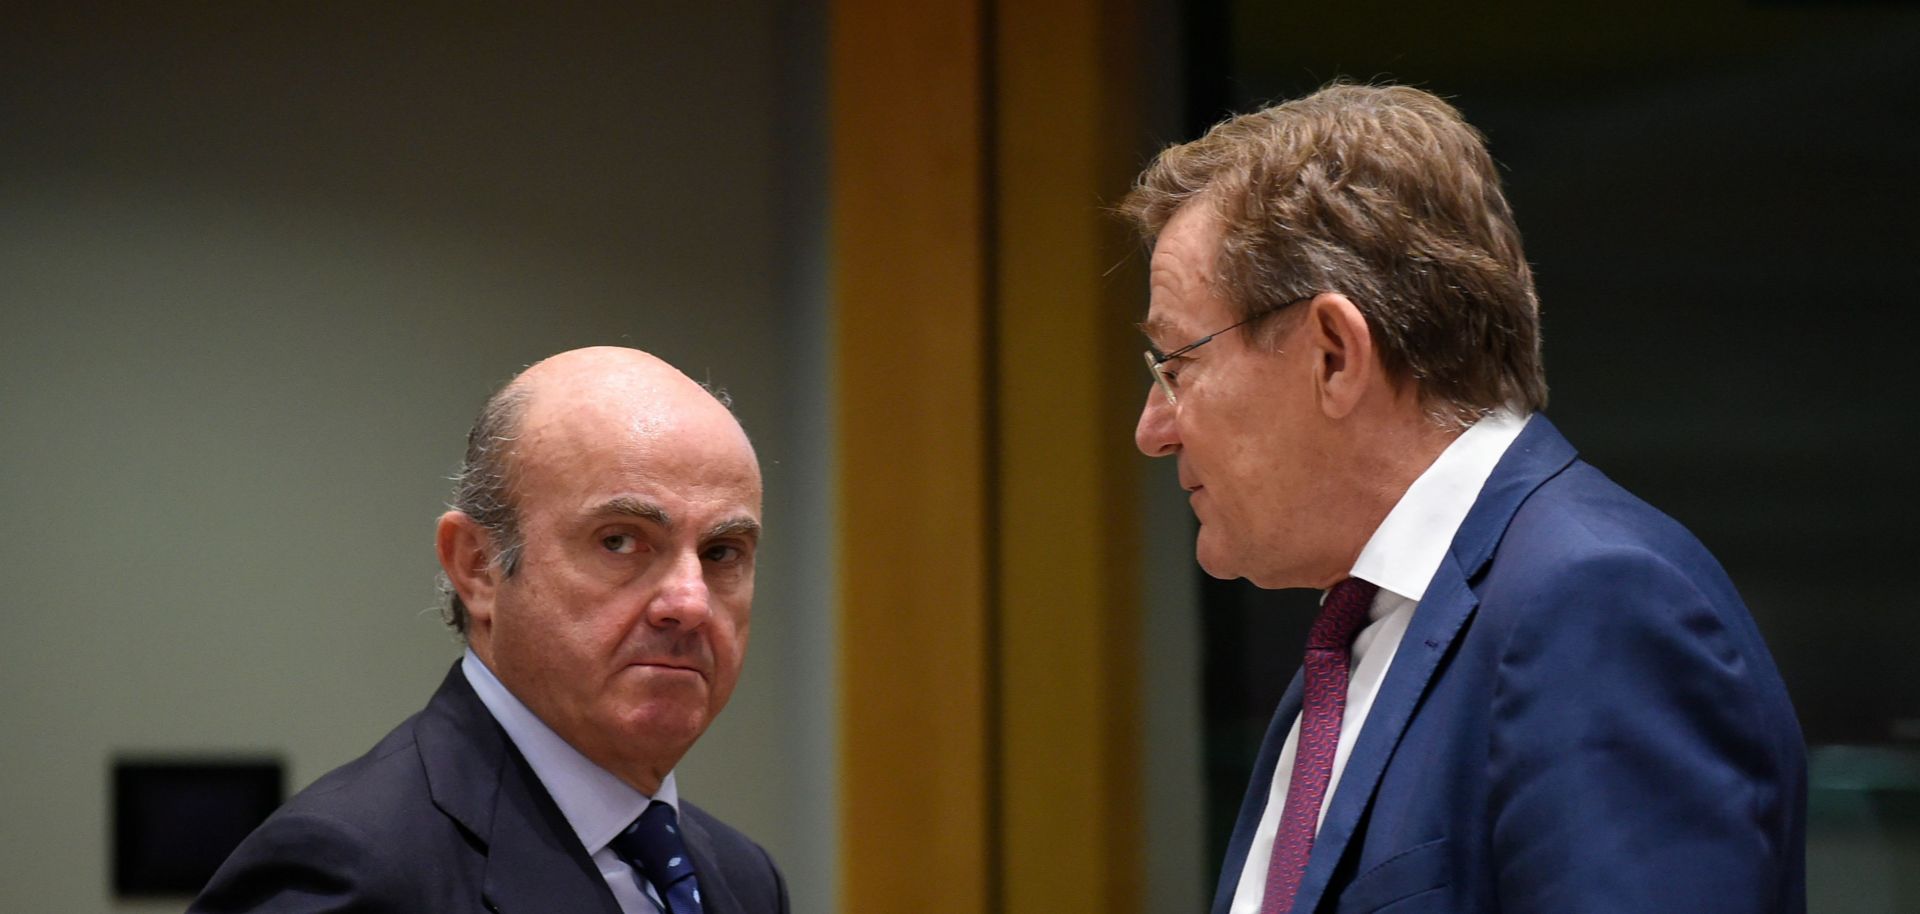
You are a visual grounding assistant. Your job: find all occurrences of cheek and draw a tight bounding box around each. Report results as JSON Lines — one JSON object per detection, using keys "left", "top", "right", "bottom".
{"left": 714, "top": 603, "right": 751, "bottom": 665}
{"left": 1196, "top": 424, "right": 1267, "bottom": 497}
{"left": 504, "top": 577, "right": 632, "bottom": 668}
{"left": 706, "top": 600, "right": 753, "bottom": 690}
{"left": 715, "top": 573, "right": 753, "bottom": 637}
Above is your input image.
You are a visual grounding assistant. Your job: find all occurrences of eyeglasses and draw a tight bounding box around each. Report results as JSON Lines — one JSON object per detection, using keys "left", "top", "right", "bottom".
{"left": 1142, "top": 296, "right": 1313, "bottom": 405}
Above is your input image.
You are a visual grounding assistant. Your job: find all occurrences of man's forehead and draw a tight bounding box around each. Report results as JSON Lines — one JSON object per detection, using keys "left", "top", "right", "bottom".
{"left": 1139, "top": 273, "right": 1223, "bottom": 346}
{"left": 522, "top": 458, "right": 762, "bottom": 535}
{"left": 514, "top": 401, "right": 758, "bottom": 501}
{"left": 1139, "top": 203, "right": 1230, "bottom": 341}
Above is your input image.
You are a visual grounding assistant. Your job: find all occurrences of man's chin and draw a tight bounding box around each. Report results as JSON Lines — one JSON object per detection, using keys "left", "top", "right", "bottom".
{"left": 1196, "top": 528, "right": 1291, "bottom": 587}
{"left": 1193, "top": 530, "right": 1242, "bottom": 581}
{"left": 613, "top": 703, "right": 709, "bottom": 751}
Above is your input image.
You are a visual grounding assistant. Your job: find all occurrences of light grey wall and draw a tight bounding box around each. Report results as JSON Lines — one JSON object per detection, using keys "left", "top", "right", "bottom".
{"left": 0, "top": 5, "right": 834, "bottom": 913}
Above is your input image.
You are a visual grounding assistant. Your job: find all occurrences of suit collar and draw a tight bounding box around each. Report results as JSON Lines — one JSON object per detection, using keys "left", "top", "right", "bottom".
{"left": 1445, "top": 413, "right": 1578, "bottom": 578}
{"left": 413, "top": 663, "right": 623, "bottom": 914}
{"left": 1349, "top": 408, "right": 1530, "bottom": 603}
{"left": 415, "top": 664, "right": 505, "bottom": 842}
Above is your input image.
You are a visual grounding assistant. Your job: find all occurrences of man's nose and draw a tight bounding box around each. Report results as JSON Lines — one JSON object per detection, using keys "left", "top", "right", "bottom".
{"left": 1135, "top": 388, "right": 1179, "bottom": 457}
{"left": 647, "top": 551, "right": 713, "bottom": 630}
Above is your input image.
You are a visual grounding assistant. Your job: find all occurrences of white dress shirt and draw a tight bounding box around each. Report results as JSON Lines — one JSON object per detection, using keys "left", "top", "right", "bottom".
{"left": 463, "top": 650, "right": 679, "bottom": 914}
{"left": 1229, "top": 411, "right": 1530, "bottom": 913}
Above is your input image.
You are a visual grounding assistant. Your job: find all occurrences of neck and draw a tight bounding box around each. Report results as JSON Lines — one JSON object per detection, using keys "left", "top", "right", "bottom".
{"left": 604, "top": 758, "right": 671, "bottom": 797}
{"left": 1311, "top": 398, "right": 1462, "bottom": 589}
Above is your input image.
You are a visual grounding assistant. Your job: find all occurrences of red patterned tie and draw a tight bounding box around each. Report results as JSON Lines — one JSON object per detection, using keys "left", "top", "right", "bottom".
{"left": 1260, "top": 577, "right": 1379, "bottom": 914}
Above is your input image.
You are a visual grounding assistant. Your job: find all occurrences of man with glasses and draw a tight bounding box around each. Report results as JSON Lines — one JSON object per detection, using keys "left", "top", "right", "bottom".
{"left": 1125, "top": 84, "right": 1804, "bottom": 914}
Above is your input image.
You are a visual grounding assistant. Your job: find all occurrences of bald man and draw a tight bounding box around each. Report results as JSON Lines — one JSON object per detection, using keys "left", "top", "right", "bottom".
{"left": 193, "top": 348, "right": 789, "bottom": 914}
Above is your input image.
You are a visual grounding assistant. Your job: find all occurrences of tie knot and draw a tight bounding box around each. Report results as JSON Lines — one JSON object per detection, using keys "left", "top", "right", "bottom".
{"left": 610, "top": 801, "right": 697, "bottom": 888}
{"left": 1307, "top": 577, "right": 1378, "bottom": 651}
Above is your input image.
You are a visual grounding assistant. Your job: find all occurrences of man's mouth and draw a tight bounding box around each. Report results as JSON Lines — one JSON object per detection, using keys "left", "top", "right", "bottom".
{"left": 629, "top": 659, "right": 706, "bottom": 677}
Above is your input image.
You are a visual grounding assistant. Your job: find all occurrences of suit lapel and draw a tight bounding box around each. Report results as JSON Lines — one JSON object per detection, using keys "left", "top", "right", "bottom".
{"left": 416, "top": 666, "right": 504, "bottom": 844}
{"left": 414, "top": 664, "right": 622, "bottom": 914}
{"left": 678, "top": 807, "right": 744, "bottom": 914}
{"left": 1224, "top": 416, "right": 1581, "bottom": 914}
{"left": 480, "top": 750, "right": 625, "bottom": 914}
{"left": 1210, "top": 670, "right": 1305, "bottom": 914}
{"left": 1286, "top": 555, "right": 1480, "bottom": 914}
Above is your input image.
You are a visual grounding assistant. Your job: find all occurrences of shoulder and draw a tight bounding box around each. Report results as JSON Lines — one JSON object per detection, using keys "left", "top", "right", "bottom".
{"left": 1502, "top": 459, "right": 1703, "bottom": 559}
{"left": 189, "top": 800, "right": 411, "bottom": 913}
{"left": 190, "top": 715, "right": 461, "bottom": 913}
{"left": 283, "top": 713, "right": 442, "bottom": 836}
{"left": 1456, "top": 467, "right": 1806, "bottom": 910}
{"left": 1479, "top": 458, "right": 1740, "bottom": 614}
{"left": 1468, "top": 457, "right": 1797, "bottom": 738}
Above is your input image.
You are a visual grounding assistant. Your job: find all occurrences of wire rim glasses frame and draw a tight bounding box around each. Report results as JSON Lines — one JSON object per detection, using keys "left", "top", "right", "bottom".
{"left": 1142, "top": 295, "right": 1315, "bottom": 405}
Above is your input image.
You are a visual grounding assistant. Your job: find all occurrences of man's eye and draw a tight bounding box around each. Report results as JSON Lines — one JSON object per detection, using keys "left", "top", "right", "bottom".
{"left": 703, "top": 543, "right": 745, "bottom": 564}
{"left": 602, "top": 534, "right": 640, "bottom": 554}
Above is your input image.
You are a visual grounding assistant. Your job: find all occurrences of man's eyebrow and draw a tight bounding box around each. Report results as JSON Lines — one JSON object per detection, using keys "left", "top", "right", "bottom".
{"left": 703, "top": 516, "right": 762, "bottom": 542}
{"left": 1137, "top": 316, "right": 1176, "bottom": 342}
{"left": 590, "top": 496, "right": 671, "bottom": 527}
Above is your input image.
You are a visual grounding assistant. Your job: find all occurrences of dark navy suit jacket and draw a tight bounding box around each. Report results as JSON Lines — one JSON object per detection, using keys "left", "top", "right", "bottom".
{"left": 1214, "top": 416, "right": 1806, "bottom": 914}
{"left": 191, "top": 664, "right": 788, "bottom": 914}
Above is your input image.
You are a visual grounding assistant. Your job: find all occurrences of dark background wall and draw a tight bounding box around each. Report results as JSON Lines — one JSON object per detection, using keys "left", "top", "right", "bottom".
{"left": 1173, "top": 0, "right": 1920, "bottom": 907}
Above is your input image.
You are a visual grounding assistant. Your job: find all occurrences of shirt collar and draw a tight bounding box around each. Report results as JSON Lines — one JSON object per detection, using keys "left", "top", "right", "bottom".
{"left": 461, "top": 649, "right": 679, "bottom": 855}
{"left": 1349, "top": 410, "right": 1531, "bottom": 606}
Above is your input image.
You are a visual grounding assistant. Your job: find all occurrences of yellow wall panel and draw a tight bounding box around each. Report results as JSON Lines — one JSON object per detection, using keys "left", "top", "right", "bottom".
{"left": 833, "top": 1, "right": 992, "bottom": 911}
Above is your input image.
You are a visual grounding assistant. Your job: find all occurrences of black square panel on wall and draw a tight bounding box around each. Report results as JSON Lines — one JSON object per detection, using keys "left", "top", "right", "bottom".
{"left": 112, "top": 757, "right": 283, "bottom": 897}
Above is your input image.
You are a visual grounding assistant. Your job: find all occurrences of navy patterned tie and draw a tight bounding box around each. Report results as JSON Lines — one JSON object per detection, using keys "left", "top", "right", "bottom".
{"left": 1260, "top": 577, "right": 1379, "bottom": 914}
{"left": 610, "top": 801, "right": 706, "bottom": 914}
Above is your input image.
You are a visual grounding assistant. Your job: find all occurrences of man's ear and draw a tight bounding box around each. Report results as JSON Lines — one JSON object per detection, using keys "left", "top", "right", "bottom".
{"left": 437, "top": 510, "right": 500, "bottom": 637}
{"left": 1305, "top": 292, "right": 1376, "bottom": 420}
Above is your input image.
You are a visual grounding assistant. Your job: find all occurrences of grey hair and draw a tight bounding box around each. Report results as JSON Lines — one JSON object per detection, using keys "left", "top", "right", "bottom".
{"left": 436, "top": 381, "right": 532, "bottom": 636}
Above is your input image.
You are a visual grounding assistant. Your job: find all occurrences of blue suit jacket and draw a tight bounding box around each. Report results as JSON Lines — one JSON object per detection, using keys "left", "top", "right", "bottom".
{"left": 191, "top": 664, "right": 789, "bottom": 914}
{"left": 1213, "top": 417, "right": 1806, "bottom": 914}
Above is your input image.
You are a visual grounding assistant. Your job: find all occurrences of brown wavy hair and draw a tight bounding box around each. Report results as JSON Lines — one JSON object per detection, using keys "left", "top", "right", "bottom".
{"left": 1120, "top": 83, "right": 1547, "bottom": 424}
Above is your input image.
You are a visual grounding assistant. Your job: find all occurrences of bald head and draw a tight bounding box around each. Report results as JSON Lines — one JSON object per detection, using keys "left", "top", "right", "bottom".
{"left": 512, "top": 346, "right": 756, "bottom": 475}
{"left": 438, "top": 346, "right": 760, "bottom": 636}
{"left": 434, "top": 346, "right": 765, "bottom": 791}
{"left": 504, "top": 346, "right": 762, "bottom": 542}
